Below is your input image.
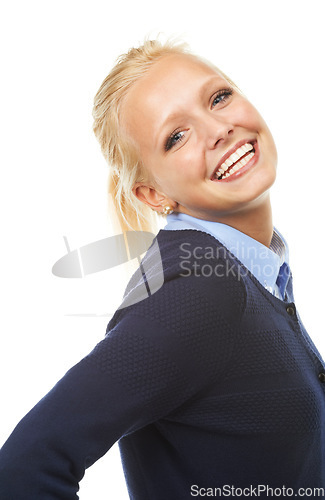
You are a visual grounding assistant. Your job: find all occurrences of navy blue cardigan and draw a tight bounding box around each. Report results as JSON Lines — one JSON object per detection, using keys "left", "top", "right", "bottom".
{"left": 0, "top": 229, "right": 325, "bottom": 499}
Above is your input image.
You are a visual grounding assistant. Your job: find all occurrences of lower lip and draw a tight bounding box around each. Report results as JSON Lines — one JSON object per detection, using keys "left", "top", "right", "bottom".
{"left": 213, "top": 142, "right": 260, "bottom": 183}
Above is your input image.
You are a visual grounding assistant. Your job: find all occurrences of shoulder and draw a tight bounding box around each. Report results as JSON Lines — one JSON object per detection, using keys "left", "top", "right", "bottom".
{"left": 105, "top": 229, "right": 247, "bottom": 384}
{"left": 109, "top": 228, "right": 247, "bottom": 331}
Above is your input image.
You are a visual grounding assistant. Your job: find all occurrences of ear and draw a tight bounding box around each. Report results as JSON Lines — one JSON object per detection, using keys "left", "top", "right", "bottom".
{"left": 132, "top": 183, "right": 176, "bottom": 213}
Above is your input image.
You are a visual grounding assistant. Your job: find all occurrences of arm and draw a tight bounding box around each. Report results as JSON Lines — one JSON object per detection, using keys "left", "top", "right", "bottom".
{"left": 0, "top": 312, "right": 200, "bottom": 499}
{"left": 0, "top": 234, "right": 246, "bottom": 499}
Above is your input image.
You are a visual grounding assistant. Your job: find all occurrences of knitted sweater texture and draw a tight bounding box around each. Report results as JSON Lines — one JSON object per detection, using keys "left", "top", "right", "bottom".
{"left": 0, "top": 229, "right": 324, "bottom": 499}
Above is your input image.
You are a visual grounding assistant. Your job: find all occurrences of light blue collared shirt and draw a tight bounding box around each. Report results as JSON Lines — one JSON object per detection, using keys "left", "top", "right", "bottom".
{"left": 164, "top": 212, "right": 291, "bottom": 301}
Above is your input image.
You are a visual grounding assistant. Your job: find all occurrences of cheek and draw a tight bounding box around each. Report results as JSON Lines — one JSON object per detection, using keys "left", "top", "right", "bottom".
{"left": 232, "top": 100, "right": 263, "bottom": 129}
{"left": 232, "top": 100, "right": 277, "bottom": 157}
{"left": 176, "top": 148, "right": 206, "bottom": 177}
{"left": 159, "top": 151, "right": 205, "bottom": 186}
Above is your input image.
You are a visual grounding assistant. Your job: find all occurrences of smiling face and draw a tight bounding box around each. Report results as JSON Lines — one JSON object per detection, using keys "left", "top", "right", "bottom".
{"left": 120, "top": 53, "right": 277, "bottom": 222}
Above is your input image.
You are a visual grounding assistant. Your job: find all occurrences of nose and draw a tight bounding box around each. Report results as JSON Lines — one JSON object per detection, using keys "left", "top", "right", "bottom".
{"left": 200, "top": 112, "right": 234, "bottom": 150}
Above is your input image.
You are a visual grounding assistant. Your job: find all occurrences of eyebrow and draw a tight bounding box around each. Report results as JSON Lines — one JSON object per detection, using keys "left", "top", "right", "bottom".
{"left": 156, "top": 75, "right": 228, "bottom": 146}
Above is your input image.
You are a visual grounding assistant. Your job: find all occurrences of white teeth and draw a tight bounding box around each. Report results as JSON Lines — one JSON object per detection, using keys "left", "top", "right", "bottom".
{"left": 229, "top": 152, "right": 240, "bottom": 163}
{"left": 215, "top": 142, "right": 255, "bottom": 178}
{"left": 214, "top": 147, "right": 255, "bottom": 180}
{"left": 243, "top": 143, "right": 253, "bottom": 152}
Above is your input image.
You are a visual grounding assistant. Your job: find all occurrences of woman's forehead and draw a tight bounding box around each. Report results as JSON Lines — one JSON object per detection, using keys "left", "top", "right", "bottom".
{"left": 132, "top": 53, "right": 221, "bottom": 95}
{"left": 120, "top": 54, "right": 227, "bottom": 137}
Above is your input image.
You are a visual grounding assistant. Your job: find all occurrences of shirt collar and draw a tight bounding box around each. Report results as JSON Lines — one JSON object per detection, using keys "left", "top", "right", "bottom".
{"left": 164, "top": 212, "right": 289, "bottom": 295}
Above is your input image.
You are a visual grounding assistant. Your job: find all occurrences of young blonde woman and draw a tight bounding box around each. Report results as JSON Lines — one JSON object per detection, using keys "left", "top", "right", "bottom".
{"left": 1, "top": 39, "right": 325, "bottom": 499}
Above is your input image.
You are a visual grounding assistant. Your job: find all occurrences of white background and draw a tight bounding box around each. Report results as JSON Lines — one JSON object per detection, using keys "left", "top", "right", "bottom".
{"left": 0, "top": 1, "right": 324, "bottom": 498}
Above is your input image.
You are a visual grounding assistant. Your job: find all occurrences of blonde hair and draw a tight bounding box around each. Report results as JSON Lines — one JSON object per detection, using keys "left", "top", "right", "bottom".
{"left": 92, "top": 38, "right": 237, "bottom": 233}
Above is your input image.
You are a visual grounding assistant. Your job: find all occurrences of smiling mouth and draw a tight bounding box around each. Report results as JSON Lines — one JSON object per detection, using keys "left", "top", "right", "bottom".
{"left": 212, "top": 142, "right": 256, "bottom": 181}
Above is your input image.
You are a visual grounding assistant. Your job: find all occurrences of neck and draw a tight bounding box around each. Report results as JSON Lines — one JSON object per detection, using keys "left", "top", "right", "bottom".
{"left": 222, "top": 195, "right": 274, "bottom": 248}
{"left": 183, "top": 194, "right": 274, "bottom": 248}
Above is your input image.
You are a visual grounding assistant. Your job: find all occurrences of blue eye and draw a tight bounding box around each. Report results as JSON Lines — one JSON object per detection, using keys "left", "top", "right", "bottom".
{"left": 211, "top": 88, "right": 233, "bottom": 108}
{"left": 164, "top": 88, "right": 234, "bottom": 152}
{"left": 165, "top": 130, "right": 185, "bottom": 152}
